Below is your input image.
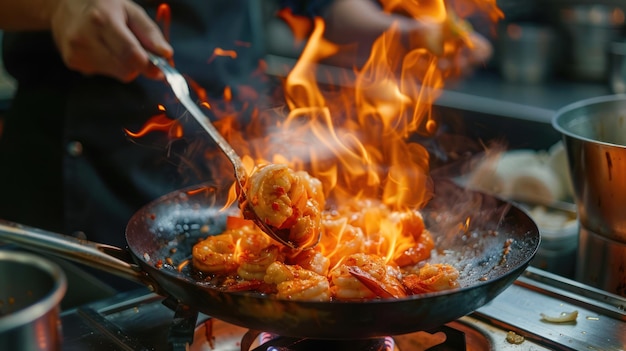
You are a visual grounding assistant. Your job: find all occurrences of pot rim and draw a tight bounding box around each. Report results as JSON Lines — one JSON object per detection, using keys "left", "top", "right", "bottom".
{"left": 552, "top": 93, "right": 626, "bottom": 149}
{"left": 0, "top": 250, "right": 67, "bottom": 331}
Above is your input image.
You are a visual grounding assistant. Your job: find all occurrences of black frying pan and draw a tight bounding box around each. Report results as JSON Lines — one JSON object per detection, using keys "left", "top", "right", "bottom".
{"left": 0, "top": 179, "right": 539, "bottom": 339}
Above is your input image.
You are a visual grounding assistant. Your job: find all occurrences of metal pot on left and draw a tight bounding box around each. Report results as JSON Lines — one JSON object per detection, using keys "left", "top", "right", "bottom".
{"left": 0, "top": 250, "right": 67, "bottom": 351}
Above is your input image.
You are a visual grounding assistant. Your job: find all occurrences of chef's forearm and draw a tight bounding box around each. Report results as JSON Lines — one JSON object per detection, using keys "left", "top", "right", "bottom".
{"left": 323, "top": 0, "right": 433, "bottom": 46}
{"left": 323, "top": 0, "right": 394, "bottom": 44}
{"left": 0, "top": 0, "right": 60, "bottom": 30}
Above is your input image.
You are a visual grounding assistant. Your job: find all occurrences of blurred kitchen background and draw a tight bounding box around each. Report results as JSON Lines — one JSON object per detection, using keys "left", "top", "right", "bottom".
{"left": 1, "top": 0, "right": 625, "bottom": 148}
{"left": 1, "top": 0, "right": 625, "bottom": 281}
{"left": 2, "top": 4, "right": 626, "bottom": 350}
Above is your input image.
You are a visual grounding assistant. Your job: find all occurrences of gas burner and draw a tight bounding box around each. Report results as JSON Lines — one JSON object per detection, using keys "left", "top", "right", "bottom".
{"left": 188, "top": 318, "right": 248, "bottom": 351}
{"left": 188, "top": 316, "right": 495, "bottom": 351}
{"left": 251, "top": 332, "right": 395, "bottom": 351}
{"left": 185, "top": 316, "right": 548, "bottom": 351}
{"left": 190, "top": 320, "right": 395, "bottom": 351}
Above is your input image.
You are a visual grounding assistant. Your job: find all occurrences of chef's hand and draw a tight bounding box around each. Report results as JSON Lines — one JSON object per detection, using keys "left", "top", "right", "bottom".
{"left": 426, "top": 30, "right": 494, "bottom": 78}
{"left": 323, "top": 0, "right": 493, "bottom": 75}
{"left": 50, "top": 0, "right": 172, "bottom": 82}
{"left": 398, "top": 18, "right": 493, "bottom": 76}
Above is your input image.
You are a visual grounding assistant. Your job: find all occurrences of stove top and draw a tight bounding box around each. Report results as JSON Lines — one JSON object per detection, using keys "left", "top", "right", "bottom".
{"left": 59, "top": 266, "right": 626, "bottom": 351}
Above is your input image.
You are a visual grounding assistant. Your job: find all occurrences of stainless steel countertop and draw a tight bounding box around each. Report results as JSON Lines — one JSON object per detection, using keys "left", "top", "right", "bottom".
{"left": 476, "top": 266, "right": 626, "bottom": 350}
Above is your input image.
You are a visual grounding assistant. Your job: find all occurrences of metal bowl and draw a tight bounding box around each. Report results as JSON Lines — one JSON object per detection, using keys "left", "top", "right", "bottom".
{"left": 0, "top": 250, "right": 67, "bottom": 351}
{"left": 552, "top": 94, "right": 626, "bottom": 242}
{"left": 552, "top": 94, "right": 626, "bottom": 295}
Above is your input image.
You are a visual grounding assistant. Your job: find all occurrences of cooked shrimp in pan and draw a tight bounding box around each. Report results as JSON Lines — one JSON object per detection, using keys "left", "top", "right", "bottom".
{"left": 245, "top": 164, "right": 324, "bottom": 248}
{"left": 193, "top": 217, "right": 278, "bottom": 277}
{"left": 330, "top": 253, "right": 407, "bottom": 300}
{"left": 191, "top": 171, "right": 462, "bottom": 301}
{"left": 285, "top": 247, "right": 330, "bottom": 276}
{"left": 330, "top": 200, "right": 434, "bottom": 267}
{"left": 264, "top": 261, "right": 331, "bottom": 301}
{"left": 392, "top": 227, "right": 435, "bottom": 268}
{"left": 192, "top": 234, "right": 239, "bottom": 274}
{"left": 319, "top": 215, "right": 366, "bottom": 268}
{"left": 402, "top": 263, "right": 460, "bottom": 294}
{"left": 237, "top": 244, "right": 283, "bottom": 281}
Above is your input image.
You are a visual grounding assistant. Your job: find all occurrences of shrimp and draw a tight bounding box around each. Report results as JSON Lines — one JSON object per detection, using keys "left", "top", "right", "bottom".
{"left": 225, "top": 225, "right": 281, "bottom": 281}
{"left": 285, "top": 248, "right": 330, "bottom": 276}
{"left": 192, "top": 234, "right": 238, "bottom": 274}
{"left": 193, "top": 221, "right": 277, "bottom": 277}
{"left": 402, "top": 263, "right": 460, "bottom": 294}
{"left": 334, "top": 198, "right": 388, "bottom": 231}
{"left": 264, "top": 262, "right": 331, "bottom": 301}
{"left": 329, "top": 253, "right": 407, "bottom": 300}
{"left": 235, "top": 226, "right": 274, "bottom": 252}
{"left": 389, "top": 208, "right": 426, "bottom": 237}
{"left": 347, "top": 265, "right": 408, "bottom": 299}
{"left": 330, "top": 201, "right": 431, "bottom": 264}
{"left": 245, "top": 164, "right": 324, "bottom": 247}
{"left": 320, "top": 215, "right": 365, "bottom": 267}
{"left": 237, "top": 245, "right": 283, "bottom": 281}
{"left": 295, "top": 170, "right": 325, "bottom": 211}
{"left": 393, "top": 229, "right": 435, "bottom": 267}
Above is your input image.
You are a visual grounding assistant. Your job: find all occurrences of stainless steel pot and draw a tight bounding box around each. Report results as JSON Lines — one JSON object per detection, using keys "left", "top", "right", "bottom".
{"left": 496, "top": 22, "right": 556, "bottom": 84}
{"left": 0, "top": 250, "right": 67, "bottom": 351}
{"left": 557, "top": 4, "right": 625, "bottom": 81}
{"left": 552, "top": 94, "right": 626, "bottom": 296}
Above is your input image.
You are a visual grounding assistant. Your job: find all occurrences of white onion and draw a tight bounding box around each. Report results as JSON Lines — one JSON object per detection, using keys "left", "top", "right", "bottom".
{"left": 540, "top": 310, "right": 578, "bottom": 323}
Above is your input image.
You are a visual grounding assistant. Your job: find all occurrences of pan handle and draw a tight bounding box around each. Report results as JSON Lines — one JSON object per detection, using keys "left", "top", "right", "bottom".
{"left": 0, "top": 219, "right": 160, "bottom": 291}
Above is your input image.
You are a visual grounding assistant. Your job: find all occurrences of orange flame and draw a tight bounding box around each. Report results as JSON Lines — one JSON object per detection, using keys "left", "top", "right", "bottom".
{"left": 262, "top": 0, "right": 503, "bottom": 262}
{"left": 280, "top": 18, "right": 436, "bottom": 212}
{"left": 125, "top": 109, "right": 182, "bottom": 139}
{"left": 130, "top": 0, "right": 503, "bottom": 265}
{"left": 186, "top": 76, "right": 208, "bottom": 103}
{"left": 156, "top": 3, "right": 171, "bottom": 43}
{"left": 209, "top": 48, "right": 238, "bottom": 63}
{"left": 277, "top": 7, "right": 314, "bottom": 43}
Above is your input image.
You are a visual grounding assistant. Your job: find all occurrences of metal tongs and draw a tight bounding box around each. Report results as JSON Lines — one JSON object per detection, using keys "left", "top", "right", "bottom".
{"left": 147, "top": 53, "right": 317, "bottom": 250}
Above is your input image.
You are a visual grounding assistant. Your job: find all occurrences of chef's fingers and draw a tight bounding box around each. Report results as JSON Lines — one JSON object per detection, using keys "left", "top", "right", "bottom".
{"left": 126, "top": 3, "right": 173, "bottom": 58}
{"left": 125, "top": 1, "right": 173, "bottom": 80}
{"left": 99, "top": 1, "right": 172, "bottom": 81}
{"left": 89, "top": 39, "right": 143, "bottom": 82}
{"left": 435, "top": 32, "right": 493, "bottom": 78}
{"left": 403, "top": 19, "right": 445, "bottom": 56}
{"left": 142, "top": 64, "right": 165, "bottom": 81}
{"left": 95, "top": 2, "right": 162, "bottom": 82}
{"left": 466, "top": 32, "right": 493, "bottom": 65}
{"left": 51, "top": 0, "right": 168, "bottom": 82}
{"left": 50, "top": 0, "right": 133, "bottom": 81}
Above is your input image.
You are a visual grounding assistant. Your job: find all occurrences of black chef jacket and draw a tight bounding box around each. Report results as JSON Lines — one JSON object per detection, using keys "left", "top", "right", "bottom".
{"left": 0, "top": 0, "right": 270, "bottom": 290}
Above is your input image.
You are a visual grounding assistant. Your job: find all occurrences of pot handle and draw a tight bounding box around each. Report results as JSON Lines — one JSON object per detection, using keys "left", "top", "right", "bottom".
{"left": 0, "top": 219, "right": 160, "bottom": 291}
